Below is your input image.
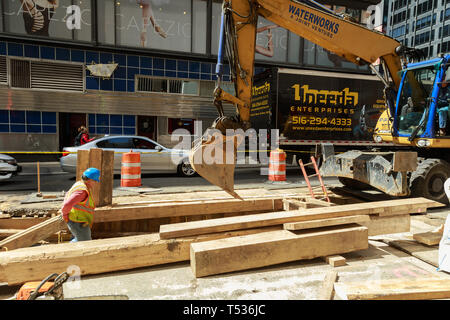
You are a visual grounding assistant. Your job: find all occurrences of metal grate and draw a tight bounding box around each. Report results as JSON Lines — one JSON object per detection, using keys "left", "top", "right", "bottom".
{"left": 137, "top": 76, "right": 199, "bottom": 95}
{"left": 169, "top": 79, "right": 182, "bottom": 93}
{"left": 10, "top": 59, "right": 31, "bottom": 88}
{"left": 0, "top": 56, "right": 7, "bottom": 83}
{"left": 31, "top": 62, "right": 84, "bottom": 91}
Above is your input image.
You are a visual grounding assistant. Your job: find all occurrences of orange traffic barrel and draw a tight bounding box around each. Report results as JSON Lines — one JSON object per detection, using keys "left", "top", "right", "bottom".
{"left": 121, "top": 151, "right": 141, "bottom": 187}
{"left": 268, "top": 149, "right": 286, "bottom": 182}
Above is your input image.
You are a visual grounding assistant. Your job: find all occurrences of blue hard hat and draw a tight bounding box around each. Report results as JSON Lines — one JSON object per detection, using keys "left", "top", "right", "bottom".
{"left": 83, "top": 167, "right": 101, "bottom": 182}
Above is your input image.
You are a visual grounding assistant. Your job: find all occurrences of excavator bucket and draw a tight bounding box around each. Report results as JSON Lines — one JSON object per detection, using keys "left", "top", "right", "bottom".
{"left": 189, "top": 131, "right": 243, "bottom": 200}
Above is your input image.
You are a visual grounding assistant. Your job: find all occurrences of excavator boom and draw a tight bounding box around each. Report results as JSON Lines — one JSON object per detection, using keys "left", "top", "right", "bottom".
{"left": 190, "top": 0, "right": 409, "bottom": 198}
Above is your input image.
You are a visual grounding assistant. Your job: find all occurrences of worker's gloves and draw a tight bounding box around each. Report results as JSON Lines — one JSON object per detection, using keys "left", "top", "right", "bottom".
{"left": 58, "top": 209, "right": 69, "bottom": 223}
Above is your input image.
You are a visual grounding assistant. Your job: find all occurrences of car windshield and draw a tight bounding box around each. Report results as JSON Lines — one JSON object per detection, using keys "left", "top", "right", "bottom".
{"left": 397, "top": 66, "right": 437, "bottom": 136}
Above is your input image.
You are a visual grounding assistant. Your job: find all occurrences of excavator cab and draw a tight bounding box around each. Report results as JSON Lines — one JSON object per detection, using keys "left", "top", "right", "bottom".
{"left": 388, "top": 55, "right": 450, "bottom": 145}
{"left": 395, "top": 60, "right": 438, "bottom": 140}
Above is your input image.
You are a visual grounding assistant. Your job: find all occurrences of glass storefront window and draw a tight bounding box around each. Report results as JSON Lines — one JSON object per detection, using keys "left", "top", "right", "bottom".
{"left": 3, "top": 0, "right": 92, "bottom": 41}
{"left": 288, "top": 33, "right": 301, "bottom": 64}
{"left": 115, "top": 0, "right": 192, "bottom": 52}
{"left": 98, "top": 0, "right": 115, "bottom": 45}
{"left": 193, "top": 0, "right": 207, "bottom": 54}
{"left": 255, "top": 18, "right": 288, "bottom": 62}
{"left": 211, "top": 0, "right": 222, "bottom": 56}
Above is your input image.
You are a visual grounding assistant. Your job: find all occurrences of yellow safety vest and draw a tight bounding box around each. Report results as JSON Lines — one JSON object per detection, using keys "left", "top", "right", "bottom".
{"left": 67, "top": 181, "right": 95, "bottom": 227}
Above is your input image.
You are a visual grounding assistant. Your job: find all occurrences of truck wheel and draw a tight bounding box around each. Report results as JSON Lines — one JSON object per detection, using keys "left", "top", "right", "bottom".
{"left": 337, "top": 177, "right": 372, "bottom": 190}
{"left": 409, "top": 159, "right": 450, "bottom": 204}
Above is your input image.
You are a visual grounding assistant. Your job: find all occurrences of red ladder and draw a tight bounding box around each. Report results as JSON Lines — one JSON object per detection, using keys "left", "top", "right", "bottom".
{"left": 298, "top": 156, "right": 330, "bottom": 203}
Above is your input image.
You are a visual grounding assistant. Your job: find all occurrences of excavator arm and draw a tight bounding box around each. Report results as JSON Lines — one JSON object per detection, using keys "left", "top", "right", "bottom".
{"left": 190, "top": 0, "right": 411, "bottom": 198}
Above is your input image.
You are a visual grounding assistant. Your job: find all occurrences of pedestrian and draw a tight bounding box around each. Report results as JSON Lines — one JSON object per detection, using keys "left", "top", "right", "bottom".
{"left": 58, "top": 167, "right": 100, "bottom": 242}
{"left": 74, "top": 126, "right": 94, "bottom": 146}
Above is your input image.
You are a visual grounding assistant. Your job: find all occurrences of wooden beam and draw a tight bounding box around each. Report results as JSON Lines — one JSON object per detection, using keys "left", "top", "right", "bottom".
{"left": 376, "top": 197, "right": 442, "bottom": 216}
{"left": 76, "top": 148, "right": 114, "bottom": 207}
{"left": 190, "top": 224, "right": 368, "bottom": 278}
{"left": 76, "top": 149, "right": 90, "bottom": 181}
{"left": 319, "top": 270, "right": 338, "bottom": 300}
{"left": 305, "top": 198, "right": 336, "bottom": 207}
{"left": 94, "top": 198, "right": 284, "bottom": 223}
{"left": 284, "top": 215, "right": 369, "bottom": 231}
{"left": 0, "top": 226, "right": 281, "bottom": 286}
{"left": 413, "top": 232, "right": 442, "bottom": 246}
{"left": 98, "top": 149, "right": 114, "bottom": 207}
{"left": 283, "top": 199, "right": 307, "bottom": 211}
{"left": 0, "top": 218, "right": 48, "bottom": 230}
{"left": 360, "top": 214, "right": 410, "bottom": 236}
{"left": 0, "top": 229, "right": 22, "bottom": 238}
{"left": 334, "top": 278, "right": 450, "bottom": 300}
{"left": 160, "top": 198, "right": 437, "bottom": 239}
{"left": 0, "top": 216, "right": 67, "bottom": 251}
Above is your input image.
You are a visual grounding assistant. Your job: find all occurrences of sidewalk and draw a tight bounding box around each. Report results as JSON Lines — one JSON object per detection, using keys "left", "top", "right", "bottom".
{"left": 18, "top": 162, "right": 66, "bottom": 176}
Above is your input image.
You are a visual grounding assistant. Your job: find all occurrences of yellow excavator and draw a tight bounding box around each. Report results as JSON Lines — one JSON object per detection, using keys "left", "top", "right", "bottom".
{"left": 190, "top": 0, "right": 450, "bottom": 203}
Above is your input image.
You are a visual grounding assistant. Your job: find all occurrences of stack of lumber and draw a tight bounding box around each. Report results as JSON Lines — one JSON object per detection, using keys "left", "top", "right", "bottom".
{"left": 156, "top": 197, "right": 442, "bottom": 277}
{"left": 0, "top": 197, "right": 443, "bottom": 285}
{"left": 0, "top": 196, "right": 287, "bottom": 251}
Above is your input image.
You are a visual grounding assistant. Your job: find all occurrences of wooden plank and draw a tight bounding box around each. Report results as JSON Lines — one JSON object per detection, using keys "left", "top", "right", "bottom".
{"left": 0, "top": 216, "right": 67, "bottom": 251}
{"left": 360, "top": 214, "right": 410, "bottom": 236}
{"left": 190, "top": 224, "right": 368, "bottom": 278}
{"left": 99, "top": 149, "right": 114, "bottom": 207}
{"left": 160, "top": 198, "right": 434, "bottom": 239}
{"left": 283, "top": 199, "right": 307, "bottom": 210}
{"left": 377, "top": 198, "right": 442, "bottom": 216}
{"left": 334, "top": 278, "right": 450, "bottom": 300}
{"left": 0, "top": 229, "right": 22, "bottom": 238}
{"left": 89, "top": 148, "right": 103, "bottom": 208}
{"left": 284, "top": 215, "right": 369, "bottom": 231}
{"left": 95, "top": 198, "right": 283, "bottom": 223}
{"left": 319, "top": 270, "right": 338, "bottom": 300}
{"left": 76, "top": 149, "right": 90, "bottom": 181}
{"left": 0, "top": 226, "right": 281, "bottom": 285}
{"left": 413, "top": 232, "right": 442, "bottom": 246}
{"left": 305, "top": 198, "right": 336, "bottom": 207}
{"left": 0, "top": 218, "right": 48, "bottom": 229}
{"left": 323, "top": 255, "right": 347, "bottom": 267}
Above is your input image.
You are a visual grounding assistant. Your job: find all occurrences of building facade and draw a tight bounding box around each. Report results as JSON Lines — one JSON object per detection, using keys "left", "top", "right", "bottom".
{"left": 386, "top": 0, "right": 450, "bottom": 58}
{"left": 0, "top": 0, "right": 376, "bottom": 154}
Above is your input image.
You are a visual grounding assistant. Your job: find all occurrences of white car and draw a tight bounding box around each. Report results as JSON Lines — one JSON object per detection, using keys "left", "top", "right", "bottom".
{"left": 0, "top": 154, "right": 21, "bottom": 181}
{"left": 60, "top": 135, "right": 196, "bottom": 177}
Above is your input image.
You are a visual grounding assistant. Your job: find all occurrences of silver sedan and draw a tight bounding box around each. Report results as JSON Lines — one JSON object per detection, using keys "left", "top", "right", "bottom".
{"left": 60, "top": 135, "right": 196, "bottom": 177}
{"left": 0, "top": 154, "right": 21, "bottom": 181}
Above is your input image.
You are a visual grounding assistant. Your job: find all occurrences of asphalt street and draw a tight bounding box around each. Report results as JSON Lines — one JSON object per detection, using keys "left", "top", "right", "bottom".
{"left": 0, "top": 162, "right": 332, "bottom": 195}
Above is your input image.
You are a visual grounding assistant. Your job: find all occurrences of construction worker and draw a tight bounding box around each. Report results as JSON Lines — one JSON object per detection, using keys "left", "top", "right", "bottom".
{"left": 58, "top": 167, "right": 100, "bottom": 242}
